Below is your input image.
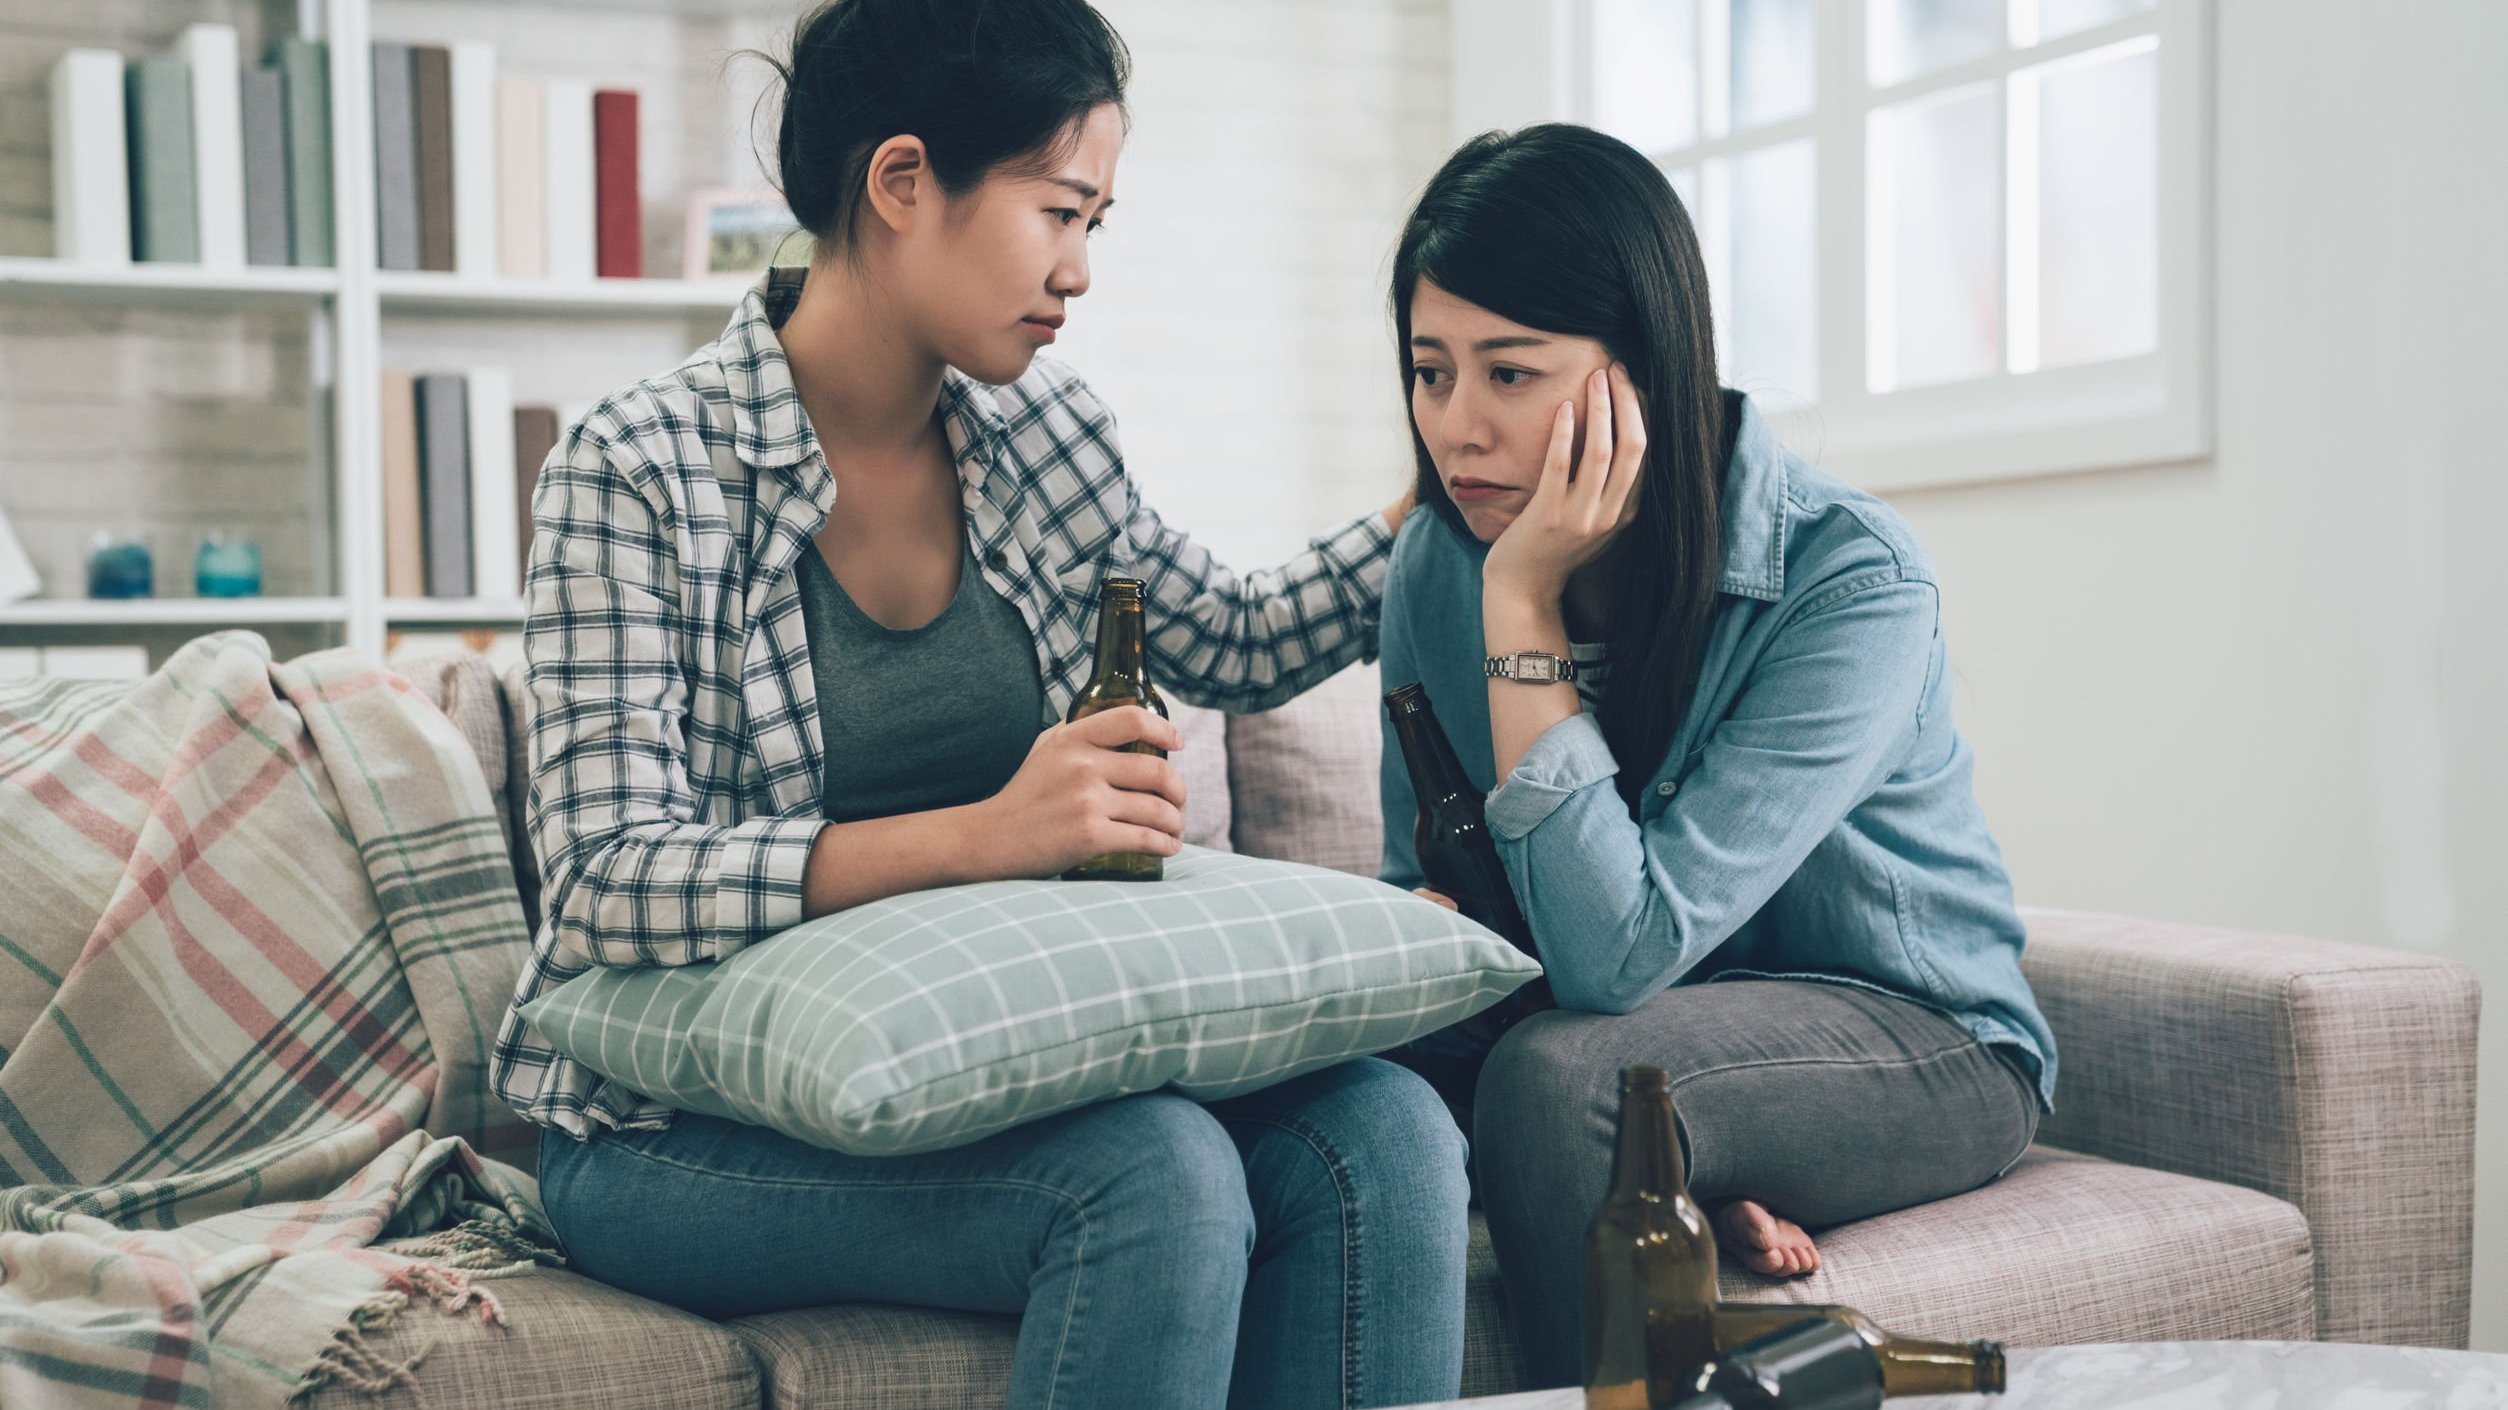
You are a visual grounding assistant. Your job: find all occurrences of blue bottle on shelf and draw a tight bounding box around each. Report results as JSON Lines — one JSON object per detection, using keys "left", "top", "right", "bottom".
{"left": 86, "top": 534, "right": 153, "bottom": 599}
{"left": 195, "top": 534, "right": 263, "bottom": 598}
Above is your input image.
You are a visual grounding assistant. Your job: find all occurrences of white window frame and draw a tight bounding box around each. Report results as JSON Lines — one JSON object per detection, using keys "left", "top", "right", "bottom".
{"left": 1446, "top": 0, "right": 2213, "bottom": 493}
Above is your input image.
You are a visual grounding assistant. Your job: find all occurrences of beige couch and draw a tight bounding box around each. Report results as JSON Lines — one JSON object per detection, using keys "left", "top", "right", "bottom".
{"left": 336, "top": 656, "right": 2480, "bottom": 1410}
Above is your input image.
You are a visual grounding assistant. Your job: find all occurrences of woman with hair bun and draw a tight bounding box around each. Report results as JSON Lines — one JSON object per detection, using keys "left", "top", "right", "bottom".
{"left": 490, "top": 3, "right": 1464, "bottom": 1406}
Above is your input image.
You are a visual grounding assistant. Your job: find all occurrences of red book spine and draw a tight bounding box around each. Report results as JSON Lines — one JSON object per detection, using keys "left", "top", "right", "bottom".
{"left": 593, "top": 89, "right": 640, "bottom": 279}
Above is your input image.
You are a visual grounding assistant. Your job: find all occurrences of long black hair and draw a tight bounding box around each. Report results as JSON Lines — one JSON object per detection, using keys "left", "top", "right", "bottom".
{"left": 763, "top": 0, "right": 1131, "bottom": 253}
{"left": 1391, "top": 124, "right": 1728, "bottom": 813}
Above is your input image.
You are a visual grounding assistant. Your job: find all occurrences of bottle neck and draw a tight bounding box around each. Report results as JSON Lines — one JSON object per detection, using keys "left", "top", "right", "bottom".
{"left": 1089, "top": 596, "right": 1145, "bottom": 686}
{"left": 1387, "top": 695, "right": 1473, "bottom": 804}
{"left": 1608, "top": 1081, "right": 1688, "bottom": 1201}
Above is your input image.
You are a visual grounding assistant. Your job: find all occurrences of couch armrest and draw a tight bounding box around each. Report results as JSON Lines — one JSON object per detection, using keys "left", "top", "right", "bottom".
{"left": 2019, "top": 907, "right": 2479, "bottom": 1348}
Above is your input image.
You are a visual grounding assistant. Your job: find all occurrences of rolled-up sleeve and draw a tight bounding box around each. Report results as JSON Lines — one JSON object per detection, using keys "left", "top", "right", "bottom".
{"left": 523, "top": 433, "right": 822, "bottom": 970}
{"left": 1487, "top": 579, "right": 1940, "bottom": 1014}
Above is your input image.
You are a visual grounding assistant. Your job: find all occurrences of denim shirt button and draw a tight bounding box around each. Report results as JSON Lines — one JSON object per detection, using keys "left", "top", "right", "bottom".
{"left": 1656, "top": 780, "right": 1679, "bottom": 797}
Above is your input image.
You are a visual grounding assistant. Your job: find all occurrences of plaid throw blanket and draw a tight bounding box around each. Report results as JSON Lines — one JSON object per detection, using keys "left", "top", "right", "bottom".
{"left": 0, "top": 634, "right": 556, "bottom": 1408}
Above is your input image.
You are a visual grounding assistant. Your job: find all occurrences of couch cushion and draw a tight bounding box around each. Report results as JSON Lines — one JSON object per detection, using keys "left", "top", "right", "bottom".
{"left": 1228, "top": 660, "right": 1384, "bottom": 876}
{"left": 1709, "top": 1147, "right": 2316, "bottom": 1345}
{"left": 724, "top": 1149, "right": 2309, "bottom": 1405}
{"left": 299, "top": 1267, "right": 758, "bottom": 1410}
{"left": 1171, "top": 696, "right": 1233, "bottom": 851}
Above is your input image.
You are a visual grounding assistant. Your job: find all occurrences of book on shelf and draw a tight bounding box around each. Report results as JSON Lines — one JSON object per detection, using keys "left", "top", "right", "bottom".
{"left": 382, "top": 371, "right": 555, "bottom": 601}
{"left": 380, "top": 370, "right": 426, "bottom": 598}
{"left": 416, "top": 374, "right": 473, "bottom": 597}
{"left": 273, "top": 38, "right": 333, "bottom": 267}
{"left": 412, "top": 45, "right": 456, "bottom": 273}
{"left": 495, "top": 76, "right": 546, "bottom": 279}
{"left": 465, "top": 368, "right": 521, "bottom": 601}
{"left": 594, "top": 89, "right": 641, "bottom": 279}
{"left": 373, "top": 42, "right": 420, "bottom": 271}
{"left": 51, "top": 50, "right": 130, "bottom": 264}
{"left": 239, "top": 65, "right": 289, "bottom": 267}
{"left": 513, "top": 405, "right": 561, "bottom": 575}
{"left": 451, "top": 44, "right": 500, "bottom": 278}
{"left": 542, "top": 77, "right": 597, "bottom": 282}
{"left": 177, "top": 24, "right": 247, "bottom": 270}
{"left": 126, "top": 56, "right": 199, "bottom": 263}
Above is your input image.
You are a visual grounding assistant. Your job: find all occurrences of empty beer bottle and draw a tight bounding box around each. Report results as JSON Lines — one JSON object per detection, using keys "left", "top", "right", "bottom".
{"left": 1669, "top": 1319, "right": 1884, "bottom": 1410}
{"left": 1062, "top": 577, "right": 1169, "bottom": 882}
{"left": 1585, "top": 1065, "right": 1719, "bottom": 1410}
{"left": 1710, "top": 1304, "right": 2004, "bottom": 1397}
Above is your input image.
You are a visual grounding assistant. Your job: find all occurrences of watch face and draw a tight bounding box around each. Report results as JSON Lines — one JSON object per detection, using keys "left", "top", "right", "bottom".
{"left": 1519, "top": 654, "right": 1560, "bottom": 683}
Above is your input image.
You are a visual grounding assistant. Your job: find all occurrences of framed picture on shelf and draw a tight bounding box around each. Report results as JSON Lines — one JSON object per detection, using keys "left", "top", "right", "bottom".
{"left": 682, "top": 188, "right": 813, "bottom": 280}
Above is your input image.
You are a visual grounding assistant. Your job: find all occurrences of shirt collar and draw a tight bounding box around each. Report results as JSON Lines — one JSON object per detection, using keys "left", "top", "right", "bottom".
{"left": 1715, "top": 391, "right": 1789, "bottom": 602}
{"left": 715, "top": 266, "right": 1008, "bottom": 477}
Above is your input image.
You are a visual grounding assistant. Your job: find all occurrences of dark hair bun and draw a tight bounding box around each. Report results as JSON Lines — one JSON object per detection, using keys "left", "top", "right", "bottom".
{"left": 770, "top": 0, "right": 1130, "bottom": 245}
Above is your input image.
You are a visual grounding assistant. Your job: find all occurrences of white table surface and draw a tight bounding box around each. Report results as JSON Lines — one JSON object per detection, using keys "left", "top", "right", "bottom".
{"left": 1390, "top": 1341, "right": 2508, "bottom": 1409}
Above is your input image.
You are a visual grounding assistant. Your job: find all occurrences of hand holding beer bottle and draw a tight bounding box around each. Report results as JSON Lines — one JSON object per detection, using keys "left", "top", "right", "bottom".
{"left": 1062, "top": 577, "right": 1173, "bottom": 881}
{"left": 972, "top": 579, "right": 1185, "bottom": 881}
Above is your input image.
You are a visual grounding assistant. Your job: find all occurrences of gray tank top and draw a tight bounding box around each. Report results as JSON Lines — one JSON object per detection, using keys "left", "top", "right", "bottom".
{"left": 795, "top": 547, "right": 1046, "bottom": 824}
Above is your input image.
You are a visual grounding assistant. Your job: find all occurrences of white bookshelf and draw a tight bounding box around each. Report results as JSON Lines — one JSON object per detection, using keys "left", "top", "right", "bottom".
{"left": 0, "top": 597, "right": 349, "bottom": 627}
{"left": 0, "top": 0, "right": 788, "bottom": 662}
{"left": 0, "top": 256, "right": 341, "bottom": 307}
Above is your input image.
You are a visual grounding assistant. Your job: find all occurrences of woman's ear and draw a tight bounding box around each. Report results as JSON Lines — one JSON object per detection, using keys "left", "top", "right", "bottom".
{"left": 861, "top": 135, "right": 932, "bottom": 237}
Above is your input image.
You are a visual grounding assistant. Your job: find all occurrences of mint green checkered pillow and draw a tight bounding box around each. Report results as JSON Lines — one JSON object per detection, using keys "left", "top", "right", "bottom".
{"left": 519, "top": 846, "right": 1540, "bottom": 1156}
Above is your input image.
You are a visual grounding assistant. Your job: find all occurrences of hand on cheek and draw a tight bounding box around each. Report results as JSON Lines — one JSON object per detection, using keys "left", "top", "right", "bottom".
{"left": 1480, "top": 362, "right": 1648, "bottom": 606}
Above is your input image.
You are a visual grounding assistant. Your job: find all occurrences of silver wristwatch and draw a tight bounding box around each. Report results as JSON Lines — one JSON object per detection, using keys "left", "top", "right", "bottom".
{"left": 1484, "top": 650, "right": 1579, "bottom": 684}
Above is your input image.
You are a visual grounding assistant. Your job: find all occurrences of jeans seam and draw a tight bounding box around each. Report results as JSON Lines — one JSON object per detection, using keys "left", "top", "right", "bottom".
{"left": 1231, "top": 1111, "right": 1363, "bottom": 1409}
{"left": 1660, "top": 1038, "right": 1977, "bottom": 1093}
{"left": 1041, "top": 1200, "right": 1090, "bottom": 1410}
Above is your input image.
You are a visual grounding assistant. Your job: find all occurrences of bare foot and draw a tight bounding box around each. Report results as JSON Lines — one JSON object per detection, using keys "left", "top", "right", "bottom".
{"left": 1712, "top": 1200, "right": 1821, "bottom": 1278}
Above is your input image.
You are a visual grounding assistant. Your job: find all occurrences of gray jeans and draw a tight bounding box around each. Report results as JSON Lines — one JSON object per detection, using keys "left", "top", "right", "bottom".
{"left": 1468, "top": 979, "right": 2042, "bottom": 1387}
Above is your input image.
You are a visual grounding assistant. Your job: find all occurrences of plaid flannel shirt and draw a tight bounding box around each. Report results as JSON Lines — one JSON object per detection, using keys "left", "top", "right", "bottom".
{"left": 493, "top": 267, "right": 1396, "bottom": 1136}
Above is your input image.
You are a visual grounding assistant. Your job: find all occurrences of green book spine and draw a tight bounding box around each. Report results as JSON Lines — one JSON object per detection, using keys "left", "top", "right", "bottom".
{"left": 275, "top": 39, "right": 333, "bottom": 267}
{"left": 125, "top": 57, "right": 198, "bottom": 263}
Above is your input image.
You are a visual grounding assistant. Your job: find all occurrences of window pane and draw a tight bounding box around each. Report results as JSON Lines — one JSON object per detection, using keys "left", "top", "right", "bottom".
{"left": 1723, "top": 139, "right": 1818, "bottom": 400}
{"left": 1731, "top": 0, "right": 1816, "bottom": 130}
{"left": 1868, "top": 0, "right": 2000, "bottom": 87}
{"left": 2032, "top": 41, "right": 2157, "bottom": 369}
{"left": 2030, "top": 0, "right": 2155, "bottom": 44}
{"left": 1867, "top": 83, "right": 2001, "bottom": 392}
{"left": 1594, "top": 0, "right": 1699, "bottom": 154}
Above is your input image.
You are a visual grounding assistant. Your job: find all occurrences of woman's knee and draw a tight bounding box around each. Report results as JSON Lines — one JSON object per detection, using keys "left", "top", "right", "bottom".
{"left": 1235, "top": 1060, "right": 1470, "bottom": 1267}
{"left": 1079, "top": 1093, "right": 1258, "bottom": 1257}
{"left": 1317, "top": 1059, "right": 1471, "bottom": 1217}
{"left": 1473, "top": 1009, "right": 1618, "bottom": 1152}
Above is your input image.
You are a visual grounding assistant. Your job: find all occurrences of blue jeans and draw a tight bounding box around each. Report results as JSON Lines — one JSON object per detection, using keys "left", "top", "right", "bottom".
{"left": 538, "top": 1057, "right": 1471, "bottom": 1410}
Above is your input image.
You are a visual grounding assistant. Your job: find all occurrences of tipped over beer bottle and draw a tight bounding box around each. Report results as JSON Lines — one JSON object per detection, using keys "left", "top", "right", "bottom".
{"left": 1585, "top": 1065, "right": 1719, "bottom": 1410}
{"left": 1708, "top": 1304, "right": 2004, "bottom": 1398}
{"left": 1062, "top": 577, "right": 1169, "bottom": 882}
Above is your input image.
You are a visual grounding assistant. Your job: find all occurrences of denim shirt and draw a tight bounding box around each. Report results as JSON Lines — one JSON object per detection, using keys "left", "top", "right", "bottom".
{"left": 1377, "top": 393, "right": 2058, "bottom": 1111}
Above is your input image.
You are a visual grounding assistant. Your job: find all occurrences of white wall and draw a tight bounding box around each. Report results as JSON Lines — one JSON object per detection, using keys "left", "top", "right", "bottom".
{"left": 1889, "top": 0, "right": 2508, "bottom": 1350}
{"left": 1050, "top": 0, "right": 1448, "bottom": 571}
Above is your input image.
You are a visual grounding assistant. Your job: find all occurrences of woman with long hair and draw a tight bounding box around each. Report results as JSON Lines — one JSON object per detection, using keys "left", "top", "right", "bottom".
{"left": 491, "top": 2, "right": 1467, "bottom": 1405}
{"left": 1376, "top": 123, "right": 2058, "bottom": 1385}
